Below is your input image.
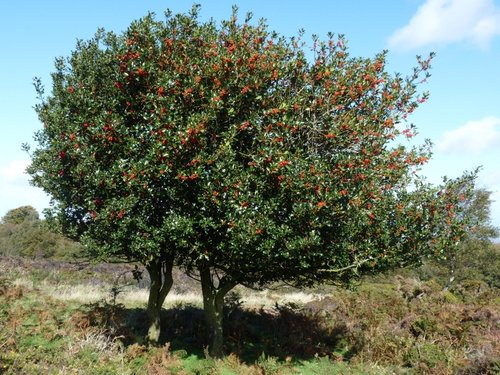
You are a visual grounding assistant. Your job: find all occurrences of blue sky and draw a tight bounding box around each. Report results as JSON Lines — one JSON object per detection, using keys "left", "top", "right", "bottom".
{"left": 1, "top": 0, "right": 499, "bottom": 235}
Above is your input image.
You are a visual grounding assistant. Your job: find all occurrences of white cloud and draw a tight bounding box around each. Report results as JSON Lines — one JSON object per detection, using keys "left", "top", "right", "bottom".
{"left": 388, "top": 0, "right": 500, "bottom": 50}
{"left": 0, "top": 183, "right": 50, "bottom": 219}
{"left": 485, "top": 174, "right": 500, "bottom": 191}
{"left": 0, "top": 159, "right": 50, "bottom": 218}
{"left": 436, "top": 116, "right": 500, "bottom": 153}
{"left": 0, "top": 159, "right": 30, "bottom": 182}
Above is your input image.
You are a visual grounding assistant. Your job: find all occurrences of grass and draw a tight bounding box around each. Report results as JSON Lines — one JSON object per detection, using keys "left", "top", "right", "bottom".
{"left": 0, "top": 256, "right": 499, "bottom": 374}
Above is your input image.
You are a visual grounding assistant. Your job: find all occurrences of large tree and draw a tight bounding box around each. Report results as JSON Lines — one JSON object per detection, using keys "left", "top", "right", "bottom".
{"left": 27, "top": 6, "right": 476, "bottom": 355}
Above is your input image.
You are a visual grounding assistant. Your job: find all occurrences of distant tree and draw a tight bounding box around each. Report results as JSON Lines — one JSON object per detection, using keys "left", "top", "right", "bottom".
{"left": 460, "top": 188, "right": 498, "bottom": 241}
{"left": 26, "top": 6, "right": 476, "bottom": 355}
{"left": 417, "top": 188, "right": 499, "bottom": 288}
{"left": 1, "top": 206, "right": 39, "bottom": 225}
{"left": 0, "top": 206, "right": 82, "bottom": 259}
{"left": 0, "top": 206, "right": 42, "bottom": 257}
{"left": 441, "top": 187, "right": 498, "bottom": 287}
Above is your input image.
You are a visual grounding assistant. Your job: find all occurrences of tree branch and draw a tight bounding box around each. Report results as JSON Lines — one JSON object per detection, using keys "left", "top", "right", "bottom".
{"left": 318, "top": 256, "right": 372, "bottom": 273}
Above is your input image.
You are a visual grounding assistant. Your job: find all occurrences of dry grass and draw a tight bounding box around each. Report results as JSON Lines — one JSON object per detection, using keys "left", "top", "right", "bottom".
{"left": 239, "top": 289, "right": 323, "bottom": 308}
{"left": 69, "top": 327, "right": 123, "bottom": 354}
{"left": 10, "top": 273, "right": 324, "bottom": 310}
{"left": 44, "top": 284, "right": 203, "bottom": 306}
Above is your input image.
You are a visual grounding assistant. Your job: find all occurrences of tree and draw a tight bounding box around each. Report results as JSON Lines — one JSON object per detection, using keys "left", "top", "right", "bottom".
{"left": 459, "top": 188, "right": 498, "bottom": 241}
{"left": 416, "top": 188, "right": 499, "bottom": 288}
{"left": 27, "top": 6, "right": 476, "bottom": 355}
{"left": 0, "top": 207, "right": 37, "bottom": 256}
{"left": 0, "top": 206, "right": 44, "bottom": 258}
{"left": 0, "top": 206, "right": 81, "bottom": 258}
{"left": 445, "top": 188, "right": 498, "bottom": 286}
{"left": 1, "top": 206, "right": 39, "bottom": 225}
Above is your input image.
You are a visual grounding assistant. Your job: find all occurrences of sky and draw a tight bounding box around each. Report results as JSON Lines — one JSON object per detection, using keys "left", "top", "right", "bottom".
{"left": 0, "top": 0, "right": 499, "bottom": 237}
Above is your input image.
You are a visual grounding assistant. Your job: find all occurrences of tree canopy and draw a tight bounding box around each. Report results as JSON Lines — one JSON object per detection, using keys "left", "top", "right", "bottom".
{"left": 0, "top": 206, "right": 81, "bottom": 259}
{"left": 1, "top": 206, "right": 39, "bottom": 225}
{"left": 27, "top": 6, "right": 476, "bottom": 355}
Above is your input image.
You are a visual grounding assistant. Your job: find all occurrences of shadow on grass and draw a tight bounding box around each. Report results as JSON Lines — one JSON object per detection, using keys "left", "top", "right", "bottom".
{"left": 76, "top": 299, "right": 359, "bottom": 364}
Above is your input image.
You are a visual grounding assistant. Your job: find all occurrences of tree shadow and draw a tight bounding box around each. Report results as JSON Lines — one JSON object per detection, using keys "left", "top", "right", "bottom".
{"left": 76, "top": 296, "right": 361, "bottom": 363}
{"left": 221, "top": 301, "right": 356, "bottom": 363}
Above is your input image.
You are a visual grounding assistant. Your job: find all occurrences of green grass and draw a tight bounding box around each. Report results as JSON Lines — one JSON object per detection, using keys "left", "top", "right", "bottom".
{"left": 0, "top": 257, "right": 499, "bottom": 374}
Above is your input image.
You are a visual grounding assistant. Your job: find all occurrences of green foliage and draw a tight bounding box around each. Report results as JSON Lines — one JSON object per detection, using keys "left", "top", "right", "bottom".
{"left": 28, "top": 5, "right": 476, "bottom": 284}
{"left": 414, "top": 189, "right": 499, "bottom": 289}
{"left": 1, "top": 205, "right": 39, "bottom": 225}
{"left": 27, "top": 5, "right": 478, "bottom": 353}
{"left": 460, "top": 188, "right": 498, "bottom": 240}
{"left": 417, "top": 242, "right": 500, "bottom": 290}
{"left": 0, "top": 206, "right": 82, "bottom": 258}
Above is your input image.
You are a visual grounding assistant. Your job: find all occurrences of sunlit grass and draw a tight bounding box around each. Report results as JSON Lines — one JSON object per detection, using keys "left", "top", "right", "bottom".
{"left": 10, "top": 269, "right": 327, "bottom": 309}
{"left": 239, "top": 289, "right": 323, "bottom": 308}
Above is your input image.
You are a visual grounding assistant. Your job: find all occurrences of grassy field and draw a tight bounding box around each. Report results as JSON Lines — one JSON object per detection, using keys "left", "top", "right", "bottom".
{"left": 0, "top": 256, "right": 498, "bottom": 374}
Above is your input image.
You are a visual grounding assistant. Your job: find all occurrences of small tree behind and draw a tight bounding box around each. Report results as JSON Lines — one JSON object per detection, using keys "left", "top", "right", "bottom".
{"left": 1, "top": 206, "right": 39, "bottom": 225}
{"left": 416, "top": 188, "right": 499, "bottom": 288}
{"left": 0, "top": 206, "right": 82, "bottom": 258}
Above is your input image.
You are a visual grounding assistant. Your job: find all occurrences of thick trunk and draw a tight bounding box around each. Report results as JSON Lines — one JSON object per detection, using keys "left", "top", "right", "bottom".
{"left": 200, "top": 266, "right": 236, "bottom": 358}
{"left": 147, "top": 297, "right": 162, "bottom": 343}
{"left": 203, "top": 292, "right": 225, "bottom": 358}
{"left": 146, "top": 257, "right": 174, "bottom": 344}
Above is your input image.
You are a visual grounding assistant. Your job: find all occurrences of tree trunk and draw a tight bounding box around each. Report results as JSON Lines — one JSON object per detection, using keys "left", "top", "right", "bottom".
{"left": 146, "top": 257, "right": 174, "bottom": 344}
{"left": 444, "top": 253, "right": 457, "bottom": 291}
{"left": 200, "top": 266, "right": 236, "bottom": 358}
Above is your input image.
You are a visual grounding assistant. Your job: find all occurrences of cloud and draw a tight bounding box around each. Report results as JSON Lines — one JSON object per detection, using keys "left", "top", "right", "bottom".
{"left": 436, "top": 116, "right": 500, "bottom": 154}
{"left": 0, "top": 160, "right": 30, "bottom": 182}
{"left": 388, "top": 0, "right": 500, "bottom": 50}
{"left": 482, "top": 169, "right": 500, "bottom": 187}
{"left": 0, "top": 159, "right": 50, "bottom": 218}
